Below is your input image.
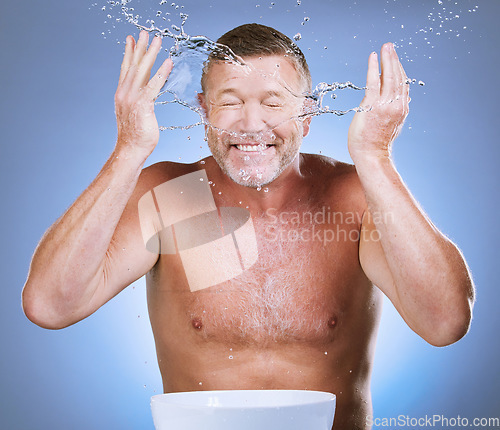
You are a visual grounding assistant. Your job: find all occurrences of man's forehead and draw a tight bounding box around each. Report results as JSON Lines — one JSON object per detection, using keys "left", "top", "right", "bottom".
{"left": 205, "top": 55, "right": 301, "bottom": 93}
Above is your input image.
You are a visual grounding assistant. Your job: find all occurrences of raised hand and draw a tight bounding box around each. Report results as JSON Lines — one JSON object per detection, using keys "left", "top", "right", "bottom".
{"left": 347, "top": 43, "right": 410, "bottom": 163}
{"left": 114, "top": 30, "right": 173, "bottom": 158}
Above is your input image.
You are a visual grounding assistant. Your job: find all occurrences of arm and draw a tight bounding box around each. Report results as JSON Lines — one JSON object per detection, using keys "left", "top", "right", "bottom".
{"left": 22, "top": 31, "right": 173, "bottom": 329}
{"left": 349, "top": 43, "right": 475, "bottom": 347}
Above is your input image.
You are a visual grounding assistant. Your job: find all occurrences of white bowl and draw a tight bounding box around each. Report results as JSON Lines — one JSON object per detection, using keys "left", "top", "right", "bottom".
{"left": 151, "top": 389, "right": 336, "bottom": 430}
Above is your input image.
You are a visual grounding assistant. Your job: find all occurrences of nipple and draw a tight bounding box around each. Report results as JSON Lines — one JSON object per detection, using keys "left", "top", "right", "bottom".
{"left": 192, "top": 318, "right": 203, "bottom": 330}
{"left": 327, "top": 316, "right": 337, "bottom": 328}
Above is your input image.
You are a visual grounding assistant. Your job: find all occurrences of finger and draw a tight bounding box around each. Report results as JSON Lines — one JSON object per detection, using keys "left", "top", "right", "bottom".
{"left": 392, "top": 45, "right": 405, "bottom": 92}
{"left": 390, "top": 46, "right": 410, "bottom": 114}
{"left": 390, "top": 45, "right": 402, "bottom": 100}
{"left": 398, "top": 60, "right": 410, "bottom": 114}
{"left": 131, "top": 34, "right": 163, "bottom": 91}
{"left": 361, "top": 51, "right": 380, "bottom": 108}
{"left": 145, "top": 58, "right": 174, "bottom": 100}
{"left": 380, "top": 43, "right": 396, "bottom": 101}
{"left": 118, "top": 35, "right": 136, "bottom": 86}
{"left": 396, "top": 54, "right": 410, "bottom": 105}
{"left": 132, "top": 30, "right": 149, "bottom": 66}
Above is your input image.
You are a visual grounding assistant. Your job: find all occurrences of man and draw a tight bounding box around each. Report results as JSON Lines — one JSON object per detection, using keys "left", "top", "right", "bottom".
{"left": 22, "top": 24, "right": 474, "bottom": 429}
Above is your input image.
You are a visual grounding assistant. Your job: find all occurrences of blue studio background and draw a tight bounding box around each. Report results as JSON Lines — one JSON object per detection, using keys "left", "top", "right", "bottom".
{"left": 1, "top": 0, "right": 498, "bottom": 428}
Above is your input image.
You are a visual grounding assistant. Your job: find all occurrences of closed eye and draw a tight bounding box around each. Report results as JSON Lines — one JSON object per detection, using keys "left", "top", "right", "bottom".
{"left": 218, "top": 100, "right": 242, "bottom": 107}
{"left": 210, "top": 95, "right": 242, "bottom": 107}
{"left": 263, "top": 99, "right": 285, "bottom": 108}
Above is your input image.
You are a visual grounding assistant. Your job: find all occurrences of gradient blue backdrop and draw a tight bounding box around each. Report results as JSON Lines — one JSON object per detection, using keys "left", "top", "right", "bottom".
{"left": 1, "top": 0, "right": 498, "bottom": 428}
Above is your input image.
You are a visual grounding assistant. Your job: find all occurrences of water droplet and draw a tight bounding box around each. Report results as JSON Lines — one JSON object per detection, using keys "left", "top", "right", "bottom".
{"left": 418, "top": 80, "right": 425, "bottom": 86}
{"left": 293, "top": 33, "right": 302, "bottom": 41}
{"left": 263, "top": 187, "right": 269, "bottom": 193}
{"left": 229, "top": 355, "right": 233, "bottom": 359}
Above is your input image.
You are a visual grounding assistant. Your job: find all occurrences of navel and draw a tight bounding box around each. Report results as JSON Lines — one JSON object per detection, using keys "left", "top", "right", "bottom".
{"left": 192, "top": 318, "right": 203, "bottom": 330}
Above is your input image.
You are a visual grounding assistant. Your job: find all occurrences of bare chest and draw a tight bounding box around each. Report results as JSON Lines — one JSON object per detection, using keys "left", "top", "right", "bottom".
{"left": 151, "top": 212, "right": 368, "bottom": 347}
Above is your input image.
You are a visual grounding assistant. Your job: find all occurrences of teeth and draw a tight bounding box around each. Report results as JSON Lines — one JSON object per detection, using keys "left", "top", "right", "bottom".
{"left": 236, "top": 144, "right": 268, "bottom": 152}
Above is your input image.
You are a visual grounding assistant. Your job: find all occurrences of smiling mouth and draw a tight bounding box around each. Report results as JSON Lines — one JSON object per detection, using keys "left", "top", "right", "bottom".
{"left": 232, "top": 143, "right": 274, "bottom": 152}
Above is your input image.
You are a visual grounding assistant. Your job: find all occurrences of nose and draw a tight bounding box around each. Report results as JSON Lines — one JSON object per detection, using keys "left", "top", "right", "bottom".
{"left": 238, "top": 102, "right": 268, "bottom": 133}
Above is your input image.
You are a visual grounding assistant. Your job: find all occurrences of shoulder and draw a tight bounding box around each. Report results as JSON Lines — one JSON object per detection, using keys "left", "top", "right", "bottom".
{"left": 139, "top": 159, "right": 206, "bottom": 188}
{"left": 300, "top": 152, "right": 366, "bottom": 207}
{"left": 125, "top": 159, "right": 208, "bottom": 207}
{"left": 141, "top": 159, "right": 201, "bottom": 178}
{"left": 300, "top": 152, "right": 359, "bottom": 184}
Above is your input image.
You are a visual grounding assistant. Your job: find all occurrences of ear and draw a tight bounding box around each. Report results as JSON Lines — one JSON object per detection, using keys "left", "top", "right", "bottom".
{"left": 302, "top": 115, "right": 312, "bottom": 137}
{"left": 197, "top": 93, "right": 209, "bottom": 133}
{"left": 301, "top": 97, "right": 315, "bottom": 137}
{"left": 197, "top": 93, "right": 208, "bottom": 118}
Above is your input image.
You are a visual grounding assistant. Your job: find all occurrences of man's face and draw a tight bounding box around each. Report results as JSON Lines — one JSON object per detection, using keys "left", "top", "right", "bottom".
{"left": 200, "top": 55, "right": 311, "bottom": 188}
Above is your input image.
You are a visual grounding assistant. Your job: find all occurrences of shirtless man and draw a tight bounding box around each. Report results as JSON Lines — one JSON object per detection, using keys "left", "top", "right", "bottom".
{"left": 22, "top": 24, "right": 475, "bottom": 429}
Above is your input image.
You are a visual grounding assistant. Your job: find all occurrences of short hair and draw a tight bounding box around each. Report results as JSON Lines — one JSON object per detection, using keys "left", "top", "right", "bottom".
{"left": 201, "top": 23, "right": 312, "bottom": 94}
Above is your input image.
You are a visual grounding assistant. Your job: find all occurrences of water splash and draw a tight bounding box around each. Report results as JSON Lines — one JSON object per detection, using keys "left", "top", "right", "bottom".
{"left": 156, "top": 42, "right": 374, "bottom": 132}
{"left": 101, "top": 0, "right": 379, "bottom": 132}
{"left": 101, "top": 0, "right": 427, "bottom": 136}
{"left": 305, "top": 81, "right": 366, "bottom": 117}
{"left": 382, "top": 0, "right": 480, "bottom": 61}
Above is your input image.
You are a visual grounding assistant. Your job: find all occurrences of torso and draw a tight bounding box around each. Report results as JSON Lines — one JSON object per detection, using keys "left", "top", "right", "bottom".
{"left": 144, "top": 153, "right": 383, "bottom": 430}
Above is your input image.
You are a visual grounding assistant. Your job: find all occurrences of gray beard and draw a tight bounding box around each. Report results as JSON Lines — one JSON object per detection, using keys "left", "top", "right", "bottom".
{"left": 208, "top": 141, "right": 300, "bottom": 189}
